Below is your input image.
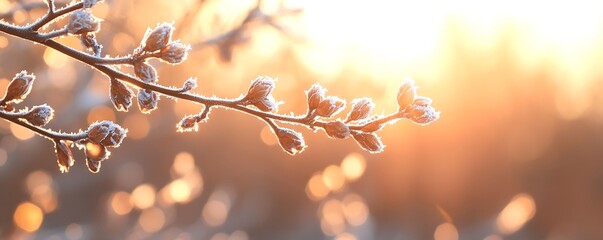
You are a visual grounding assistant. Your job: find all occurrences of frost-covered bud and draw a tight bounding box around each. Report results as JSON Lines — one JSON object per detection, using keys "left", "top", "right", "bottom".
{"left": 324, "top": 121, "right": 350, "bottom": 139}
{"left": 407, "top": 99, "right": 440, "bottom": 126}
{"left": 85, "top": 141, "right": 110, "bottom": 163}
{"left": 87, "top": 120, "right": 127, "bottom": 147}
{"left": 110, "top": 78, "right": 133, "bottom": 112}
{"left": 55, "top": 140, "right": 74, "bottom": 173}
{"left": 1, "top": 71, "right": 35, "bottom": 105}
{"left": 361, "top": 121, "right": 384, "bottom": 133}
{"left": 23, "top": 104, "right": 54, "bottom": 126}
{"left": 397, "top": 78, "right": 416, "bottom": 111}
{"left": 181, "top": 77, "right": 197, "bottom": 92}
{"left": 306, "top": 84, "right": 326, "bottom": 111}
{"left": 134, "top": 61, "right": 158, "bottom": 83}
{"left": 67, "top": 10, "right": 101, "bottom": 34}
{"left": 158, "top": 42, "right": 190, "bottom": 64}
{"left": 177, "top": 114, "right": 201, "bottom": 132}
{"left": 86, "top": 157, "right": 101, "bottom": 173}
{"left": 315, "top": 96, "right": 346, "bottom": 118}
{"left": 346, "top": 98, "right": 375, "bottom": 122}
{"left": 276, "top": 128, "right": 306, "bottom": 155}
{"left": 142, "top": 23, "right": 174, "bottom": 52}
{"left": 246, "top": 76, "right": 275, "bottom": 102}
{"left": 352, "top": 132, "right": 384, "bottom": 153}
{"left": 83, "top": 0, "right": 102, "bottom": 8}
{"left": 253, "top": 96, "right": 278, "bottom": 112}
{"left": 137, "top": 89, "right": 159, "bottom": 114}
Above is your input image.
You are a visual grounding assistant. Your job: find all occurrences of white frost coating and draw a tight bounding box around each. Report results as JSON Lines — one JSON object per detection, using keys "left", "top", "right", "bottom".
{"left": 67, "top": 10, "right": 101, "bottom": 34}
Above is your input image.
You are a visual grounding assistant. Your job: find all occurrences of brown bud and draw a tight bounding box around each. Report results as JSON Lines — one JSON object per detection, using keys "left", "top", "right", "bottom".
{"left": 276, "top": 128, "right": 306, "bottom": 155}
{"left": 346, "top": 98, "right": 375, "bottom": 122}
{"left": 23, "top": 104, "right": 54, "bottom": 126}
{"left": 137, "top": 89, "right": 159, "bottom": 114}
{"left": 86, "top": 157, "right": 101, "bottom": 173}
{"left": 142, "top": 23, "right": 174, "bottom": 52}
{"left": 133, "top": 61, "right": 158, "bottom": 83}
{"left": 246, "top": 76, "right": 275, "bottom": 102}
{"left": 177, "top": 114, "right": 201, "bottom": 132}
{"left": 158, "top": 42, "right": 190, "bottom": 64}
{"left": 110, "top": 78, "right": 134, "bottom": 112}
{"left": 315, "top": 96, "right": 346, "bottom": 118}
{"left": 352, "top": 132, "right": 384, "bottom": 153}
{"left": 87, "top": 120, "right": 127, "bottom": 147}
{"left": 55, "top": 140, "right": 74, "bottom": 173}
{"left": 1, "top": 71, "right": 35, "bottom": 105}
{"left": 306, "top": 84, "right": 326, "bottom": 111}
{"left": 67, "top": 10, "right": 101, "bottom": 34}
{"left": 407, "top": 98, "right": 440, "bottom": 126}
{"left": 252, "top": 96, "right": 278, "bottom": 112}
{"left": 324, "top": 121, "right": 351, "bottom": 139}
{"left": 397, "top": 78, "right": 416, "bottom": 111}
{"left": 85, "top": 141, "right": 110, "bottom": 162}
{"left": 181, "top": 78, "right": 197, "bottom": 92}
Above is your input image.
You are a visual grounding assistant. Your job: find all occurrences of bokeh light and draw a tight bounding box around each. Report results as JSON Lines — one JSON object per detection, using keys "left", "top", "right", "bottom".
{"left": 496, "top": 193, "right": 536, "bottom": 235}
{"left": 131, "top": 184, "right": 157, "bottom": 210}
{"left": 13, "top": 202, "right": 43, "bottom": 232}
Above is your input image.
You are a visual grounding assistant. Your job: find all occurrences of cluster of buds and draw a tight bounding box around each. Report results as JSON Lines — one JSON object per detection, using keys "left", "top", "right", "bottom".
{"left": 118, "top": 23, "right": 192, "bottom": 115}
{"left": 54, "top": 120, "right": 126, "bottom": 173}
{"left": 138, "top": 23, "right": 191, "bottom": 64}
{"left": 397, "top": 78, "right": 440, "bottom": 126}
{"left": 80, "top": 120, "right": 127, "bottom": 173}
{"left": 242, "top": 76, "right": 279, "bottom": 112}
{"left": 0, "top": 71, "right": 127, "bottom": 173}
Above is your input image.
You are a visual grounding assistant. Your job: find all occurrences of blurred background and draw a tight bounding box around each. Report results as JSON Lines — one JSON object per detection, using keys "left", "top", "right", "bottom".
{"left": 1, "top": 0, "right": 603, "bottom": 239}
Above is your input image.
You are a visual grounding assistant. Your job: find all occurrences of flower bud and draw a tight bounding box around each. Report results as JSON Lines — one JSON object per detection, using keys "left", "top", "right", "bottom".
{"left": 407, "top": 103, "right": 440, "bottom": 126}
{"left": 83, "top": 0, "right": 102, "bottom": 8}
{"left": 87, "top": 120, "right": 127, "bottom": 147}
{"left": 397, "top": 78, "right": 416, "bottom": 111}
{"left": 181, "top": 77, "right": 197, "bottom": 92}
{"left": 246, "top": 76, "right": 275, "bottom": 102}
{"left": 315, "top": 96, "right": 346, "bottom": 118}
{"left": 306, "top": 84, "right": 326, "bottom": 111}
{"left": 324, "top": 121, "right": 350, "bottom": 139}
{"left": 346, "top": 98, "right": 375, "bottom": 122}
{"left": 1, "top": 71, "right": 35, "bottom": 105}
{"left": 252, "top": 96, "right": 278, "bottom": 112}
{"left": 137, "top": 89, "right": 159, "bottom": 113}
{"left": 85, "top": 141, "right": 110, "bottom": 162}
{"left": 55, "top": 140, "right": 74, "bottom": 173}
{"left": 134, "top": 61, "right": 158, "bottom": 83}
{"left": 23, "top": 104, "right": 54, "bottom": 126}
{"left": 352, "top": 132, "right": 384, "bottom": 153}
{"left": 86, "top": 157, "right": 101, "bottom": 173}
{"left": 67, "top": 10, "right": 101, "bottom": 34}
{"left": 276, "top": 128, "right": 306, "bottom": 155}
{"left": 158, "top": 42, "right": 190, "bottom": 64}
{"left": 142, "top": 23, "right": 174, "bottom": 52}
{"left": 177, "top": 114, "right": 201, "bottom": 132}
{"left": 110, "top": 78, "right": 134, "bottom": 112}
